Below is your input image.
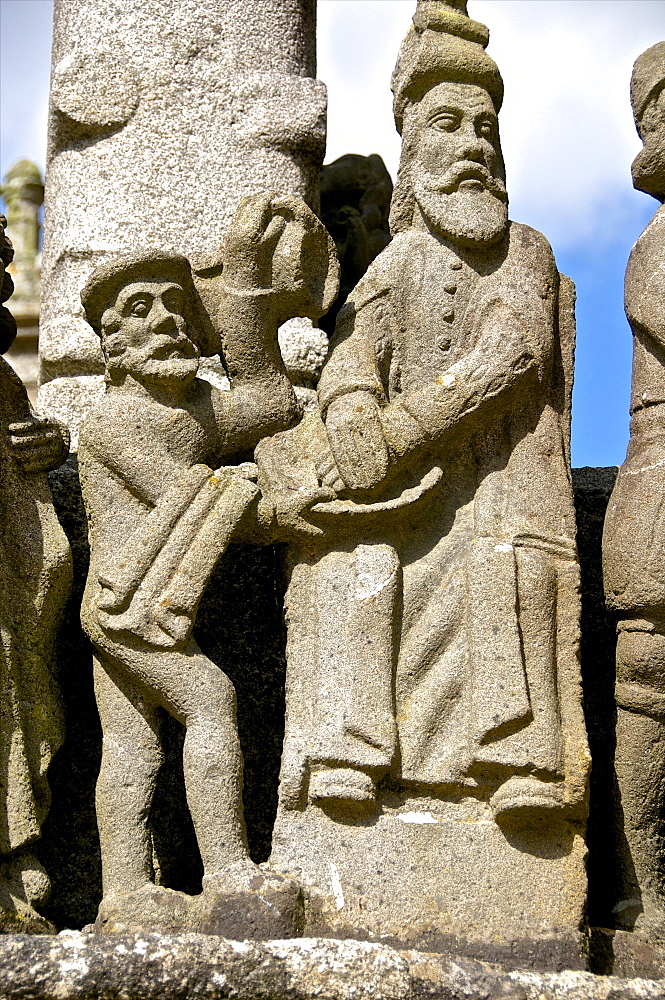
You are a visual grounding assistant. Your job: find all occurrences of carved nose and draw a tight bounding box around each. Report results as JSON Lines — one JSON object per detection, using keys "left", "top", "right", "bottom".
{"left": 152, "top": 304, "right": 179, "bottom": 335}
{"left": 457, "top": 127, "right": 485, "bottom": 163}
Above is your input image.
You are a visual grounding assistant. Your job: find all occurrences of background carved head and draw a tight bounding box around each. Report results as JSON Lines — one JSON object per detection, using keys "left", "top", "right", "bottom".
{"left": 0, "top": 215, "right": 17, "bottom": 354}
{"left": 631, "top": 41, "right": 665, "bottom": 202}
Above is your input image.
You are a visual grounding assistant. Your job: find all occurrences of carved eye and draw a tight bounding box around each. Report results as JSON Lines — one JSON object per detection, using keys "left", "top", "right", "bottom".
{"left": 129, "top": 298, "right": 150, "bottom": 317}
{"left": 478, "top": 119, "right": 495, "bottom": 139}
{"left": 163, "top": 289, "right": 184, "bottom": 315}
{"left": 430, "top": 113, "right": 459, "bottom": 132}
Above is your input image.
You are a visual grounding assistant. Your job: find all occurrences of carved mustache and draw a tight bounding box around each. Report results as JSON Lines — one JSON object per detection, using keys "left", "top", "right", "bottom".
{"left": 151, "top": 334, "right": 199, "bottom": 360}
{"left": 422, "top": 161, "right": 507, "bottom": 199}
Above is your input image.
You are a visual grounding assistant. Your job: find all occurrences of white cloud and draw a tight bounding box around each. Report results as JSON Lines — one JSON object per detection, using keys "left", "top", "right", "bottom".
{"left": 318, "top": 0, "right": 665, "bottom": 249}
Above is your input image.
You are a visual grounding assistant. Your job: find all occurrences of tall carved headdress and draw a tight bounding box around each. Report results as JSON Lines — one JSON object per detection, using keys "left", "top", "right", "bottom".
{"left": 389, "top": 1, "right": 504, "bottom": 233}
{"left": 391, "top": 0, "right": 503, "bottom": 135}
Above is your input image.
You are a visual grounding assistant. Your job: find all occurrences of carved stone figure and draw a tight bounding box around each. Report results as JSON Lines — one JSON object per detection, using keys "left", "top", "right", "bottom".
{"left": 603, "top": 41, "right": 665, "bottom": 941}
{"left": 0, "top": 215, "right": 72, "bottom": 930}
{"left": 257, "top": 1, "right": 589, "bottom": 967}
{"left": 319, "top": 153, "right": 393, "bottom": 334}
{"left": 77, "top": 194, "right": 338, "bottom": 937}
{"left": 0, "top": 160, "right": 43, "bottom": 402}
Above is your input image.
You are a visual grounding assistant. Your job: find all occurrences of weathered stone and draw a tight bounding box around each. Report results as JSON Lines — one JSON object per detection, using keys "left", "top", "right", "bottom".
{"left": 39, "top": 0, "right": 327, "bottom": 432}
{"left": 76, "top": 194, "right": 338, "bottom": 936}
{"left": 255, "top": 0, "right": 589, "bottom": 968}
{"left": 0, "top": 216, "right": 72, "bottom": 932}
{"left": 0, "top": 932, "right": 661, "bottom": 1000}
{"left": 0, "top": 160, "right": 43, "bottom": 403}
{"left": 603, "top": 41, "right": 665, "bottom": 944}
{"left": 319, "top": 153, "right": 393, "bottom": 334}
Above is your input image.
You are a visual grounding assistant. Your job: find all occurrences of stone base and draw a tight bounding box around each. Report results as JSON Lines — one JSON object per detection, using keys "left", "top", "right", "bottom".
{"left": 590, "top": 927, "right": 665, "bottom": 979}
{"left": 95, "top": 872, "right": 302, "bottom": 940}
{"left": 0, "top": 932, "right": 662, "bottom": 999}
{"left": 270, "top": 793, "right": 588, "bottom": 972}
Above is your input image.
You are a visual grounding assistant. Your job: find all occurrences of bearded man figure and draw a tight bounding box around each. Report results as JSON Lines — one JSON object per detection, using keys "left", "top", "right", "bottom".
{"left": 603, "top": 42, "right": 665, "bottom": 943}
{"left": 260, "top": 1, "right": 590, "bottom": 966}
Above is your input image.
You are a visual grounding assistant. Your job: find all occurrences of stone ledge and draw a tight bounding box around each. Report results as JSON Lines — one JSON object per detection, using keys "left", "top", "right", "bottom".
{"left": 0, "top": 932, "right": 662, "bottom": 999}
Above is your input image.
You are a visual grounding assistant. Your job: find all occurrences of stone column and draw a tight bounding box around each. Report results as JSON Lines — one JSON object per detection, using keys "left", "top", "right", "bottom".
{"left": 39, "top": 0, "right": 325, "bottom": 441}
{"left": 1, "top": 160, "right": 43, "bottom": 402}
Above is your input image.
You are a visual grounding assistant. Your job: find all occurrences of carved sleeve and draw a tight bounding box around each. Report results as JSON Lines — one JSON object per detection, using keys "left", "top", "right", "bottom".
{"left": 212, "top": 292, "right": 301, "bottom": 455}
{"left": 380, "top": 275, "right": 556, "bottom": 460}
{"left": 318, "top": 293, "right": 392, "bottom": 418}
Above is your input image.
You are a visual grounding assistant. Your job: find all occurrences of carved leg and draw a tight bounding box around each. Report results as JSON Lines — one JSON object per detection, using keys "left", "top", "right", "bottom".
{"left": 92, "top": 633, "right": 301, "bottom": 937}
{"left": 93, "top": 638, "right": 248, "bottom": 878}
{"left": 614, "top": 621, "right": 665, "bottom": 935}
{"left": 306, "top": 543, "right": 399, "bottom": 809}
{"left": 180, "top": 661, "right": 247, "bottom": 874}
{"left": 93, "top": 656, "right": 163, "bottom": 898}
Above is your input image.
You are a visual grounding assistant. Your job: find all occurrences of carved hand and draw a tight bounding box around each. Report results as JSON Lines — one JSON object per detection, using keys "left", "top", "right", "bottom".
{"left": 220, "top": 192, "right": 338, "bottom": 325}
{"left": 271, "top": 483, "right": 336, "bottom": 539}
{"left": 323, "top": 390, "right": 390, "bottom": 492}
{"left": 9, "top": 416, "right": 69, "bottom": 473}
{"left": 222, "top": 193, "right": 287, "bottom": 293}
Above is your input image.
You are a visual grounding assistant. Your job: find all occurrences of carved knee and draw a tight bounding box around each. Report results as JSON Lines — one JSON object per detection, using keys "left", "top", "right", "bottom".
{"left": 617, "top": 623, "right": 665, "bottom": 692}
{"left": 616, "top": 621, "right": 665, "bottom": 720}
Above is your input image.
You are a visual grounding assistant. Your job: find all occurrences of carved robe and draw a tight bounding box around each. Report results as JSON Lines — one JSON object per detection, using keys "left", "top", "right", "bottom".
{"left": 604, "top": 205, "right": 665, "bottom": 616}
{"left": 271, "top": 222, "right": 588, "bottom": 810}
{"left": 0, "top": 358, "right": 71, "bottom": 855}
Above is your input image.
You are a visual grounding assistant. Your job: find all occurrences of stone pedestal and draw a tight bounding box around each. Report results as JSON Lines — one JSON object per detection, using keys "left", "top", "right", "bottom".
{"left": 271, "top": 794, "right": 587, "bottom": 971}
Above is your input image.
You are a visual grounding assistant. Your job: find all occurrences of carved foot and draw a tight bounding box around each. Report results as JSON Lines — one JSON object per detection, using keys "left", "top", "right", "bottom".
{"left": 197, "top": 861, "right": 303, "bottom": 939}
{"left": 489, "top": 775, "right": 565, "bottom": 821}
{"left": 308, "top": 767, "right": 376, "bottom": 809}
{"left": 94, "top": 883, "right": 196, "bottom": 935}
{"left": 0, "top": 853, "right": 55, "bottom": 933}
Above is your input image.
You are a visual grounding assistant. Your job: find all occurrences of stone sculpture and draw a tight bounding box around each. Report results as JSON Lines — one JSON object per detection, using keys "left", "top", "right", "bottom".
{"left": 257, "top": 0, "right": 589, "bottom": 967}
{"left": 77, "top": 193, "right": 338, "bottom": 937}
{"left": 319, "top": 153, "right": 393, "bottom": 334}
{"left": 0, "top": 215, "right": 72, "bottom": 930}
{"left": 603, "top": 42, "right": 665, "bottom": 941}
{"left": 0, "top": 160, "right": 43, "bottom": 402}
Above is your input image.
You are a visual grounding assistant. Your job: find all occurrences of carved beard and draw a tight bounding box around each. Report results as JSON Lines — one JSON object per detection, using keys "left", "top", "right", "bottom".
{"left": 105, "top": 336, "right": 200, "bottom": 386}
{"left": 632, "top": 137, "right": 665, "bottom": 202}
{"left": 413, "top": 168, "right": 508, "bottom": 248}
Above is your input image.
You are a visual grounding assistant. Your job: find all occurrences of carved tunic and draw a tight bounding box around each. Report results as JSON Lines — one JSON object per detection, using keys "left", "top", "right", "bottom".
{"left": 604, "top": 205, "right": 665, "bottom": 614}
{"left": 277, "top": 223, "right": 587, "bottom": 807}
{"left": 0, "top": 358, "right": 71, "bottom": 854}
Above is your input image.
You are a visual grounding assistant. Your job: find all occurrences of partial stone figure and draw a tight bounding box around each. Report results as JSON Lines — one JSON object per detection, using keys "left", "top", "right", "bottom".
{"left": 257, "top": 0, "right": 589, "bottom": 968}
{"left": 77, "top": 194, "right": 338, "bottom": 938}
{"left": 604, "top": 41, "right": 665, "bottom": 941}
{"left": 319, "top": 153, "right": 393, "bottom": 334}
{"left": 0, "top": 215, "right": 72, "bottom": 930}
{"left": 39, "top": 0, "right": 326, "bottom": 438}
{"left": 0, "top": 160, "right": 43, "bottom": 402}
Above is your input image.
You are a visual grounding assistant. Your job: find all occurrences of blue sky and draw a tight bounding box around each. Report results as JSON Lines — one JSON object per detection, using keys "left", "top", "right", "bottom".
{"left": 2, "top": 0, "right": 664, "bottom": 467}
